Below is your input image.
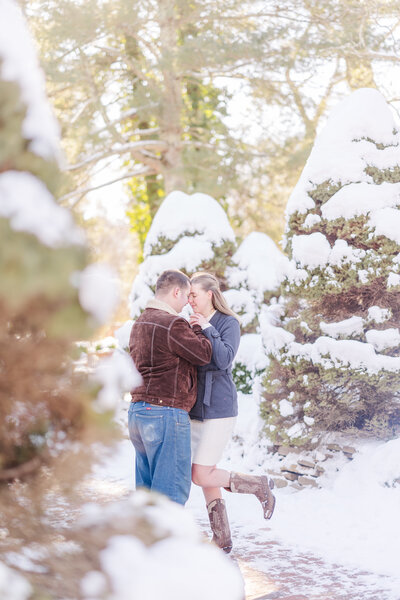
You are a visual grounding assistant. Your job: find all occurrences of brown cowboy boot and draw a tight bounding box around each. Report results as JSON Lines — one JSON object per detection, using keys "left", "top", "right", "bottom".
{"left": 228, "top": 472, "right": 276, "bottom": 520}
{"left": 207, "top": 498, "right": 233, "bottom": 554}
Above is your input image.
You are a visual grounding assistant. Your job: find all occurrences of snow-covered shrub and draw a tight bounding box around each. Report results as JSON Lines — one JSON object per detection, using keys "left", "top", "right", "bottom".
{"left": 261, "top": 89, "right": 400, "bottom": 446}
{"left": 0, "top": 0, "right": 93, "bottom": 474}
{"left": 77, "top": 491, "right": 243, "bottom": 600}
{"left": 74, "top": 491, "right": 244, "bottom": 600}
{"left": 129, "top": 191, "right": 236, "bottom": 317}
{"left": 225, "top": 233, "right": 288, "bottom": 393}
{"left": 225, "top": 232, "right": 289, "bottom": 332}
{"left": 3, "top": 489, "right": 243, "bottom": 599}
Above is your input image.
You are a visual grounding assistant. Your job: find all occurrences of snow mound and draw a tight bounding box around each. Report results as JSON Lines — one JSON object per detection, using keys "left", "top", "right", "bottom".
{"left": 129, "top": 191, "right": 235, "bottom": 318}
{"left": 225, "top": 232, "right": 289, "bottom": 329}
{"left": 98, "top": 535, "right": 243, "bottom": 600}
{"left": 227, "top": 232, "right": 289, "bottom": 295}
{"left": 320, "top": 316, "right": 364, "bottom": 338}
{"left": 234, "top": 333, "right": 269, "bottom": 373}
{"left": 286, "top": 88, "right": 400, "bottom": 217}
{"left": 144, "top": 191, "right": 235, "bottom": 255}
{"left": 270, "top": 438, "right": 400, "bottom": 578}
{"left": 321, "top": 181, "right": 400, "bottom": 221}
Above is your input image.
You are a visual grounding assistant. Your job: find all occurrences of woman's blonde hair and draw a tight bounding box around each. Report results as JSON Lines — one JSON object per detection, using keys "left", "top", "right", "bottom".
{"left": 190, "top": 272, "right": 241, "bottom": 323}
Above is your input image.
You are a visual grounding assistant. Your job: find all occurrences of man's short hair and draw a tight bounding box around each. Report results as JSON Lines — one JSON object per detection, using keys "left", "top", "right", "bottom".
{"left": 155, "top": 270, "right": 190, "bottom": 294}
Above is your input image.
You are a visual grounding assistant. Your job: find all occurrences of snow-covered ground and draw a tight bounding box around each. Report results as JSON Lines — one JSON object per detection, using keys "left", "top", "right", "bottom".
{"left": 89, "top": 394, "right": 400, "bottom": 599}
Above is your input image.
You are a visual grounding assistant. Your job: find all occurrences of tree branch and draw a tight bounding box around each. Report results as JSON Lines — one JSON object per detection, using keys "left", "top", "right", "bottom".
{"left": 79, "top": 48, "right": 126, "bottom": 146}
{"left": 61, "top": 167, "right": 154, "bottom": 204}
{"left": 285, "top": 67, "right": 312, "bottom": 133}
{"left": 66, "top": 140, "right": 167, "bottom": 171}
{"left": 90, "top": 107, "right": 139, "bottom": 135}
{"left": 0, "top": 457, "right": 42, "bottom": 481}
{"left": 314, "top": 60, "right": 344, "bottom": 123}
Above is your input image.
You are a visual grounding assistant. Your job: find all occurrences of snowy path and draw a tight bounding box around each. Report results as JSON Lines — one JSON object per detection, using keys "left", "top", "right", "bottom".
{"left": 188, "top": 487, "right": 400, "bottom": 600}
{"left": 88, "top": 437, "right": 400, "bottom": 600}
{"left": 206, "top": 524, "right": 398, "bottom": 600}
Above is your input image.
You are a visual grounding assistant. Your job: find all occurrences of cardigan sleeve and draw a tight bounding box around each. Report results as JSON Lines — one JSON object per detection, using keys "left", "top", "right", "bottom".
{"left": 203, "top": 316, "right": 240, "bottom": 370}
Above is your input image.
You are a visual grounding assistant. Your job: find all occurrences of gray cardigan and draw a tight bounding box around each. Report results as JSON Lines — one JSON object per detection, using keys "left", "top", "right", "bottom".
{"left": 189, "top": 311, "right": 241, "bottom": 421}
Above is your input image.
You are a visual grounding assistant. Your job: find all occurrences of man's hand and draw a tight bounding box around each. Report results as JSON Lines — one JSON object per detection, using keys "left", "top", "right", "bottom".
{"left": 189, "top": 312, "right": 208, "bottom": 327}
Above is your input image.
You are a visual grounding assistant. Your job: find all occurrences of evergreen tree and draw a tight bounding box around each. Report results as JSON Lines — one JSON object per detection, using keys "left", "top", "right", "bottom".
{"left": 230, "top": 0, "right": 400, "bottom": 240}
{"left": 261, "top": 88, "right": 400, "bottom": 447}
{"left": 129, "top": 190, "right": 236, "bottom": 318}
{"left": 0, "top": 10, "right": 241, "bottom": 599}
{"left": 0, "top": 0, "right": 92, "bottom": 476}
{"left": 24, "top": 0, "right": 249, "bottom": 213}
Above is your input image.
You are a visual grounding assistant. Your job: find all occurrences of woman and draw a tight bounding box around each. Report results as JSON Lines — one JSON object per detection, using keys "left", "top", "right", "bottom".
{"left": 188, "top": 272, "right": 275, "bottom": 554}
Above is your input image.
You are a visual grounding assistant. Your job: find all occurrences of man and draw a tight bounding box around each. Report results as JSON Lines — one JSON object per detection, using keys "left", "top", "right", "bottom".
{"left": 128, "top": 269, "right": 212, "bottom": 505}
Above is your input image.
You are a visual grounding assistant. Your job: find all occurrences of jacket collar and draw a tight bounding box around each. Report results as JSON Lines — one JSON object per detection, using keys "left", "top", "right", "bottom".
{"left": 207, "top": 310, "right": 217, "bottom": 322}
{"left": 146, "top": 298, "right": 179, "bottom": 317}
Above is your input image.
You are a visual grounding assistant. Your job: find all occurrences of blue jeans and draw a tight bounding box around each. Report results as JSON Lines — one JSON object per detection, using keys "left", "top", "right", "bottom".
{"left": 128, "top": 401, "right": 192, "bottom": 505}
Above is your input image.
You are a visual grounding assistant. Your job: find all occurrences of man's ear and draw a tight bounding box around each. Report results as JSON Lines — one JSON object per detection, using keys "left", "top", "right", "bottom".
{"left": 173, "top": 286, "right": 180, "bottom": 298}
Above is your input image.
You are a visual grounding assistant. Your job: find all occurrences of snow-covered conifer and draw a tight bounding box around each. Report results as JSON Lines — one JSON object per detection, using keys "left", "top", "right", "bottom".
{"left": 225, "top": 232, "right": 289, "bottom": 392}
{"left": 262, "top": 89, "right": 400, "bottom": 445}
{"left": 0, "top": 0, "right": 90, "bottom": 475}
{"left": 129, "top": 191, "right": 236, "bottom": 317}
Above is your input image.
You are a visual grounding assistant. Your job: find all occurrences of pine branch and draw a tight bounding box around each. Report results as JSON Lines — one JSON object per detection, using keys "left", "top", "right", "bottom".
{"left": 66, "top": 140, "right": 167, "bottom": 172}
{"left": 60, "top": 167, "right": 154, "bottom": 204}
{"left": 90, "top": 108, "right": 138, "bottom": 135}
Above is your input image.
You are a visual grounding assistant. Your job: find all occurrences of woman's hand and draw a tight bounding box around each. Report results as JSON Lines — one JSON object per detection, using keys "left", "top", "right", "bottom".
{"left": 189, "top": 312, "right": 208, "bottom": 327}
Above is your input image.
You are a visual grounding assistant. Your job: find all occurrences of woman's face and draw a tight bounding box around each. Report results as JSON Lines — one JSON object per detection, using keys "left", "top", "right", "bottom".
{"left": 189, "top": 283, "right": 213, "bottom": 315}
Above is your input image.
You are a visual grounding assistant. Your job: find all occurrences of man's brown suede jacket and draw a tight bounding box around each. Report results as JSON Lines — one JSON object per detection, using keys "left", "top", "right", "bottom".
{"left": 129, "top": 304, "right": 212, "bottom": 412}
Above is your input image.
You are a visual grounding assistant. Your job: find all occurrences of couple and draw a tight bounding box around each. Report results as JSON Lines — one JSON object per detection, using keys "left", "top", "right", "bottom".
{"left": 128, "top": 269, "right": 275, "bottom": 553}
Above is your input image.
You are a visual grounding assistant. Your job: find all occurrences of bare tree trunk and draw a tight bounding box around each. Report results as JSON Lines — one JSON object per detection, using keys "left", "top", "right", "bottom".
{"left": 158, "top": 0, "right": 185, "bottom": 194}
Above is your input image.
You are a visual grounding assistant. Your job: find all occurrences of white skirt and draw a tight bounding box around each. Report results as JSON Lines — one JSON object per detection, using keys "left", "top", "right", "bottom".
{"left": 190, "top": 417, "right": 237, "bottom": 466}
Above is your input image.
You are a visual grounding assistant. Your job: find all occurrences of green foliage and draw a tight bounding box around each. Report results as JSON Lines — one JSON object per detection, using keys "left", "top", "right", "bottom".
{"left": 232, "top": 361, "right": 265, "bottom": 395}
{"left": 127, "top": 200, "right": 154, "bottom": 261}
{"left": 126, "top": 174, "right": 165, "bottom": 259}
{"left": 199, "top": 240, "right": 236, "bottom": 289}
{"left": 0, "top": 220, "right": 87, "bottom": 329}
{"left": 232, "top": 363, "right": 254, "bottom": 394}
{"left": 262, "top": 354, "right": 400, "bottom": 446}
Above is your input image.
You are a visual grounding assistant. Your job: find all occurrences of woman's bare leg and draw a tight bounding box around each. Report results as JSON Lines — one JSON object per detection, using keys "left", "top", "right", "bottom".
{"left": 202, "top": 486, "right": 221, "bottom": 504}
{"left": 192, "top": 463, "right": 230, "bottom": 504}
